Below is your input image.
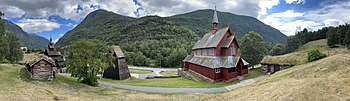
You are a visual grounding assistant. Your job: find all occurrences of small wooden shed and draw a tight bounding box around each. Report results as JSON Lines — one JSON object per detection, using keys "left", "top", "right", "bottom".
{"left": 103, "top": 46, "right": 131, "bottom": 80}
{"left": 26, "top": 54, "right": 57, "bottom": 80}
{"left": 260, "top": 56, "right": 292, "bottom": 74}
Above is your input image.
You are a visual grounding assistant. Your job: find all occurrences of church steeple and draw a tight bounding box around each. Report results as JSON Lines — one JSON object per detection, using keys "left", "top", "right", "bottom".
{"left": 49, "top": 33, "right": 53, "bottom": 45}
{"left": 212, "top": 6, "right": 219, "bottom": 34}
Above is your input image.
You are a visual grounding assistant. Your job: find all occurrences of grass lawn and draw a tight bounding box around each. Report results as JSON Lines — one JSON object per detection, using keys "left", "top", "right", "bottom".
{"left": 1, "top": 63, "right": 216, "bottom": 100}
{"left": 100, "top": 68, "right": 265, "bottom": 88}
{"left": 160, "top": 71, "right": 178, "bottom": 76}
{"left": 129, "top": 68, "right": 153, "bottom": 74}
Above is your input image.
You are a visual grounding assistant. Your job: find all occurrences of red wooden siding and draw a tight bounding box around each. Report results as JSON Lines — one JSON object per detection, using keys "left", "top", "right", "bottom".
{"left": 188, "top": 63, "right": 217, "bottom": 81}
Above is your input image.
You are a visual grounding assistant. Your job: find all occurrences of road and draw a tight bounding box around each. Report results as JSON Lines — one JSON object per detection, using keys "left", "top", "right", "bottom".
{"left": 59, "top": 72, "right": 268, "bottom": 93}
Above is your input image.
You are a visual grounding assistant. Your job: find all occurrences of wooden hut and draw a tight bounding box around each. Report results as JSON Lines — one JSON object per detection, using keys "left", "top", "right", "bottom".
{"left": 26, "top": 54, "right": 57, "bottom": 80}
{"left": 103, "top": 46, "right": 131, "bottom": 80}
{"left": 260, "top": 55, "right": 292, "bottom": 74}
{"left": 182, "top": 6, "right": 249, "bottom": 82}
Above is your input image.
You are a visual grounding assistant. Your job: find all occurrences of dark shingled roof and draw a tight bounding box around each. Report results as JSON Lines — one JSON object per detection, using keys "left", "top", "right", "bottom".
{"left": 192, "top": 27, "right": 229, "bottom": 49}
{"left": 45, "top": 48, "right": 61, "bottom": 56}
{"left": 183, "top": 55, "right": 249, "bottom": 69}
{"left": 113, "top": 46, "right": 125, "bottom": 59}
{"left": 26, "top": 54, "right": 56, "bottom": 67}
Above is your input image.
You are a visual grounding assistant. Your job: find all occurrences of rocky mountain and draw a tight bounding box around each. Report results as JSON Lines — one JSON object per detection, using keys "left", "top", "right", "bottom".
{"left": 1, "top": 19, "right": 49, "bottom": 49}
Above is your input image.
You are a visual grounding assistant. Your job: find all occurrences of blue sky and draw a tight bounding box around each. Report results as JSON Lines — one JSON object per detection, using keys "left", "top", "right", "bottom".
{"left": 1, "top": 0, "right": 350, "bottom": 43}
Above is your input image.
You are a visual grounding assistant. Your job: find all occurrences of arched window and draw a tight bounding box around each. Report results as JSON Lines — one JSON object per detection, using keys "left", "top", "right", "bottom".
{"left": 230, "top": 44, "right": 236, "bottom": 55}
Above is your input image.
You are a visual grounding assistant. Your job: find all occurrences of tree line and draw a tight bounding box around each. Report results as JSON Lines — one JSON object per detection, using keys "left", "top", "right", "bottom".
{"left": 0, "top": 11, "right": 23, "bottom": 63}
{"left": 285, "top": 24, "right": 350, "bottom": 53}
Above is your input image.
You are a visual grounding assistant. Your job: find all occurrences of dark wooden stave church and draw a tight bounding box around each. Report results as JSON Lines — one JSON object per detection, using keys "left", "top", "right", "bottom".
{"left": 44, "top": 37, "right": 64, "bottom": 70}
{"left": 183, "top": 7, "right": 250, "bottom": 82}
{"left": 103, "top": 46, "right": 131, "bottom": 80}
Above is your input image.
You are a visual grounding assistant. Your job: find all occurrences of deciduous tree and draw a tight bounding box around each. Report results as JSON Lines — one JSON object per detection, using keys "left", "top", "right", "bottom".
{"left": 270, "top": 44, "right": 285, "bottom": 56}
{"left": 5, "top": 32, "right": 23, "bottom": 63}
{"left": 65, "top": 39, "right": 113, "bottom": 86}
{"left": 0, "top": 11, "right": 9, "bottom": 62}
{"left": 240, "top": 31, "right": 267, "bottom": 68}
{"left": 344, "top": 30, "right": 350, "bottom": 50}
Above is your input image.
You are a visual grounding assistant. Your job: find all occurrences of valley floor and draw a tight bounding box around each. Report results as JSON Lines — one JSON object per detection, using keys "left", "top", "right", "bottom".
{"left": 1, "top": 39, "right": 350, "bottom": 101}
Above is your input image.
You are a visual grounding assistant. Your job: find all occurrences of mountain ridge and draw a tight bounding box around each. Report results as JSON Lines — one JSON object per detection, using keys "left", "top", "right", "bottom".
{"left": 1, "top": 19, "right": 49, "bottom": 49}
{"left": 56, "top": 9, "right": 286, "bottom": 47}
{"left": 167, "top": 9, "right": 286, "bottom": 43}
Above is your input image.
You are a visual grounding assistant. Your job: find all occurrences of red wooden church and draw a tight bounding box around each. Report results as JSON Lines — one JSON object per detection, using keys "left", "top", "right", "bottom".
{"left": 183, "top": 7, "right": 249, "bottom": 82}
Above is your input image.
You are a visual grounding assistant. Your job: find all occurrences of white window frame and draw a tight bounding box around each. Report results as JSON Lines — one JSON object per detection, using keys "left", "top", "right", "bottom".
{"left": 215, "top": 68, "right": 221, "bottom": 73}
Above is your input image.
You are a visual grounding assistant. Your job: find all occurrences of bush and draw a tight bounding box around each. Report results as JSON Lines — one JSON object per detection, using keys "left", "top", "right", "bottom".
{"left": 308, "top": 50, "right": 327, "bottom": 62}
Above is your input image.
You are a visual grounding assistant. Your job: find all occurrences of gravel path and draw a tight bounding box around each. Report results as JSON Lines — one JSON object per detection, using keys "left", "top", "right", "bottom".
{"left": 59, "top": 72, "right": 268, "bottom": 93}
{"left": 224, "top": 75, "right": 268, "bottom": 90}
{"left": 99, "top": 81, "right": 227, "bottom": 93}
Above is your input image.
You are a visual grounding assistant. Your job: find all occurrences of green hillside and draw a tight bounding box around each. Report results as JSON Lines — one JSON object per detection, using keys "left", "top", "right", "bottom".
{"left": 1, "top": 19, "right": 49, "bottom": 49}
{"left": 206, "top": 39, "right": 350, "bottom": 100}
{"left": 168, "top": 9, "right": 287, "bottom": 43}
{"left": 57, "top": 9, "right": 286, "bottom": 47}
{"left": 262, "top": 39, "right": 349, "bottom": 65}
{"left": 55, "top": 9, "right": 287, "bottom": 67}
{"left": 56, "top": 10, "right": 135, "bottom": 47}
{"left": 57, "top": 10, "right": 199, "bottom": 67}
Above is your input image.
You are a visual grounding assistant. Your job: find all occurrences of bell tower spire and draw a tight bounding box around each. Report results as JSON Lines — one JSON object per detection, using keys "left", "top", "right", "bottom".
{"left": 212, "top": 5, "right": 219, "bottom": 34}
{"left": 49, "top": 33, "right": 53, "bottom": 45}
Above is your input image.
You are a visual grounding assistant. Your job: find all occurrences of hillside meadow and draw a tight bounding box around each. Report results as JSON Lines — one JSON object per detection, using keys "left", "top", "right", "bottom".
{"left": 1, "top": 39, "right": 350, "bottom": 101}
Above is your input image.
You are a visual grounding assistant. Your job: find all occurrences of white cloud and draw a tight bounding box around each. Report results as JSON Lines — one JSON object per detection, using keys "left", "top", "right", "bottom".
{"left": 261, "top": 10, "right": 308, "bottom": 35}
{"left": 0, "top": 0, "right": 268, "bottom": 20}
{"left": 64, "top": 23, "right": 74, "bottom": 27}
{"left": 0, "top": 6, "right": 25, "bottom": 18}
{"left": 258, "top": 0, "right": 280, "bottom": 17}
{"left": 285, "top": 0, "right": 305, "bottom": 4}
{"left": 268, "top": 10, "right": 303, "bottom": 18}
{"left": 261, "top": 0, "right": 350, "bottom": 36}
{"left": 16, "top": 18, "right": 60, "bottom": 33}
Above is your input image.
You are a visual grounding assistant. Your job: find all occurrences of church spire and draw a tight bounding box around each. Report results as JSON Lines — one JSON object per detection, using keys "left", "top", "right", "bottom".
{"left": 49, "top": 33, "right": 53, "bottom": 45}
{"left": 212, "top": 5, "right": 219, "bottom": 34}
{"left": 212, "top": 6, "right": 219, "bottom": 24}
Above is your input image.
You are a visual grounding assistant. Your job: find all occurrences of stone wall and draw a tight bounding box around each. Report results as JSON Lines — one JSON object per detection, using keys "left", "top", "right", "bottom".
{"left": 188, "top": 69, "right": 214, "bottom": 82}
{"left": 178, "top": 69, "right": 197, "bottom": 81}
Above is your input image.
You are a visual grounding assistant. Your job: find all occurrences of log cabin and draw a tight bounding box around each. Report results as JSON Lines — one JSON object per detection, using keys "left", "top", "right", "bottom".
{"left": 183, "top": 6, "right": 250, "bottom": 82}
{"left": 26, "top": 54, "right": 57, "bottom": 80}
{"left": 260, "top": 56, "right": 292, "bottom": 74}
{"left": 103, "top": 46, "right": 131, "bottom": 80}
